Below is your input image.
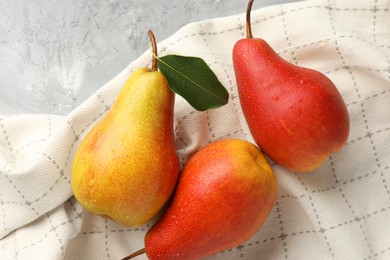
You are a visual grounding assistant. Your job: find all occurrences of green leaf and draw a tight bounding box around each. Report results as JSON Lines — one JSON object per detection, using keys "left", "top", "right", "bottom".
{"left": 157, "top": 55, "right": 229, "bottom": 111}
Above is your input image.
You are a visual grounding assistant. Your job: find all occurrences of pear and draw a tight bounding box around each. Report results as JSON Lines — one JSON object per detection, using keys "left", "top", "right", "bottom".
{"left": 123, "top": 139, "right": 278, "bottom": 260}
{"left": 71, "top": 31, "right": 180, "bottom": 227}
{"left": 232, "top": 0, "right": 350, "bottom": 172}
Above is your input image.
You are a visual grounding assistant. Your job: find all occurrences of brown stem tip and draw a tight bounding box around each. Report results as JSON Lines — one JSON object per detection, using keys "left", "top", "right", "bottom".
{"left": 148, "top": 30, "right": 158, "bottom": 71}
{"left": 121, "top": 248, "right": 146, "bottom": 260}
{"left": 246, "top": 0, "right": 254, "bottom": 38}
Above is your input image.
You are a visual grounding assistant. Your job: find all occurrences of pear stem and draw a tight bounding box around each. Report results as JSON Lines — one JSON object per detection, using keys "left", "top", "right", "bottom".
{"left": 148, "top": 30, "right": 158, "bottom": 71}
{"left": 246, "top": 0, "right": 254, "bottom": 38}
{"left": 121, "top": 248, "right": 146, "bottom": 260}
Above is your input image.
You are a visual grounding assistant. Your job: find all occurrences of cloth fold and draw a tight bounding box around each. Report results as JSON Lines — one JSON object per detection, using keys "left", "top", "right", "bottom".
{"left": 1, "top": 0, "right": 390, "bottom": 259}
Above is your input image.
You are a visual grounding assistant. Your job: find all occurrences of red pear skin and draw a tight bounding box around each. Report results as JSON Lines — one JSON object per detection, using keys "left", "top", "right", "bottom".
{"left": 143, "top": 139, "right": 278, "bottom": 260}
{"left": 231, "top": 0, "right": 350, "bottom": 173}
{"left": 233, "top": 38, "right": 349, "bottom": 172}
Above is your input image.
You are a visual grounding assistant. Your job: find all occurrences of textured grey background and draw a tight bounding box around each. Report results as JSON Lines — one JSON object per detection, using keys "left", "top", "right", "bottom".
{"left": 0, "top": 0, "right": 301, "bottom": 115}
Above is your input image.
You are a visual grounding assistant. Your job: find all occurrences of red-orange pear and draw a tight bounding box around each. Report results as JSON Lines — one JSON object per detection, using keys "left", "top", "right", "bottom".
{"left": 232, "top": 0, "right": 349, "bottom": 172}
{"left": 122, "top": 139, "right": 278, "bottom": 260}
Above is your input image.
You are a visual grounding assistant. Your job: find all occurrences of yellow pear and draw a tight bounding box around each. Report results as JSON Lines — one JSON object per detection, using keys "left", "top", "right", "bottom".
{"left": 71, "top": 31, "right": 180, "bottom": 227}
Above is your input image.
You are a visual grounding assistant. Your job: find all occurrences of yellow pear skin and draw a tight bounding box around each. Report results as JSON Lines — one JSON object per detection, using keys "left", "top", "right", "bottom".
{"left": 71, "top": 67, "right": 180, "bottom": 227}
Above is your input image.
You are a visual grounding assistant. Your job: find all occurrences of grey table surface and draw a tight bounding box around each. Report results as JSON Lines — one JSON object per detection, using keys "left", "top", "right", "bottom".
{"left": 0, "top": 0, "right": 301, "bottom": 116}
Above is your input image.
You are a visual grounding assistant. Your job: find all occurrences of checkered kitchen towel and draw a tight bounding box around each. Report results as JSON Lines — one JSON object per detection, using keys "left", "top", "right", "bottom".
{"left": 1, "top": 0, "right": 390, "bottom": 259}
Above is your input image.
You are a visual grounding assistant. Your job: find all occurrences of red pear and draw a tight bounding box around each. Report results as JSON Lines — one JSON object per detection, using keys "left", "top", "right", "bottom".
{"left": 232, "top": 0, "right": 349, "bottom": 172}
{"left": 122, "top": 139, "right": 278, "bottom": 260}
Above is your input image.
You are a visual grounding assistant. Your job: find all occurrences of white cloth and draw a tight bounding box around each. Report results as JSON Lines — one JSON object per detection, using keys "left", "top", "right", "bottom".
{"left": 1, "top": 0, "right": 390, "bottom": 259}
